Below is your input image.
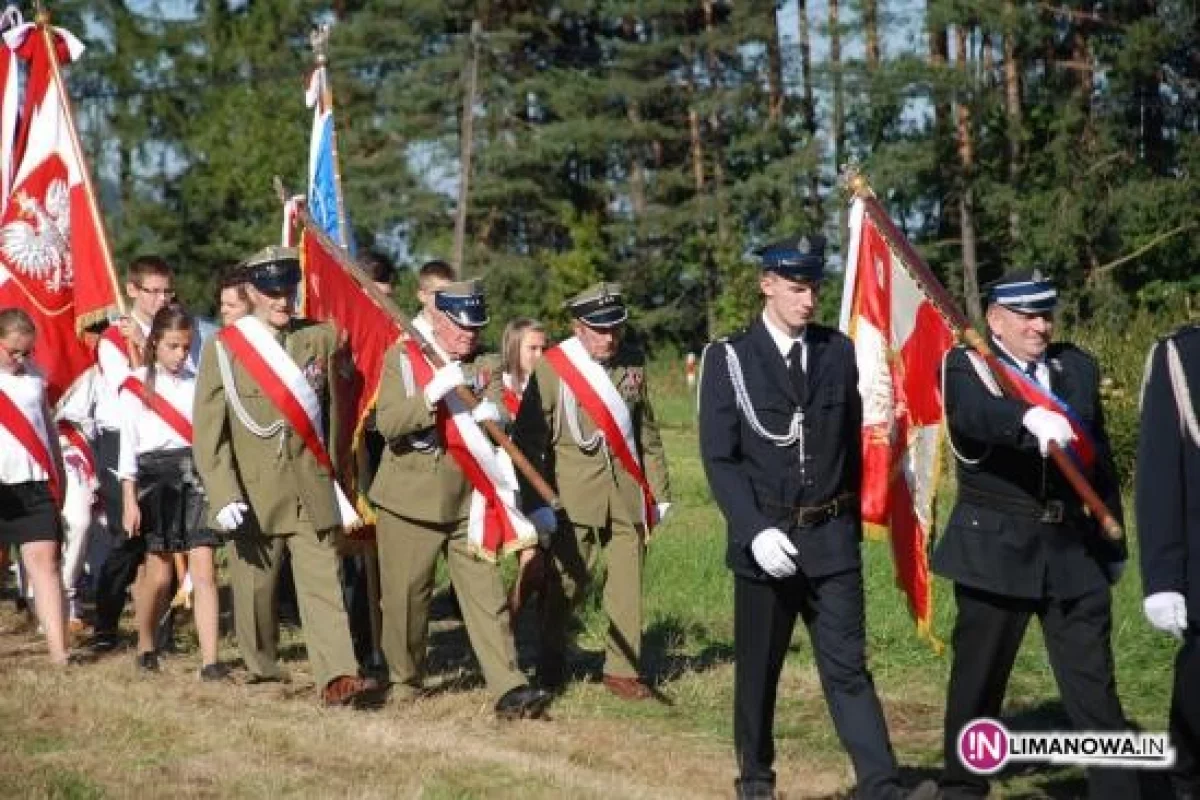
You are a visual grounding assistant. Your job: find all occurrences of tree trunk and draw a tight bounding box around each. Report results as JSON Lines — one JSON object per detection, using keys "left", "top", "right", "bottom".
{"left": 766, "top": 4, "right": 784, "bottom": 124}
{"left": 628, "top": 102, "right": 647, "bottom": 218}
{"left": 864, "top": 0, "right": 880, "bottom": 68}
{"left": 954, "top": 24, "right": 982, "bottom": 323}
{"left": 452, "top": 19, "right": 481, "bottom": 276}
{"left": 830, "top": 0, "right": 846, "bottom": 247}
{"left": 1003, "top": 0, "right": 1022, "bottom": 240}
{"left": 797, "top": 0, "right": 820, "bottom": 214}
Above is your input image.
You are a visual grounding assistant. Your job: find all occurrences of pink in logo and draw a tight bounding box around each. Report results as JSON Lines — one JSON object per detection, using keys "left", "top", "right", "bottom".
{"left": 958, "top": 718, "right": 1010, "bottom": 775}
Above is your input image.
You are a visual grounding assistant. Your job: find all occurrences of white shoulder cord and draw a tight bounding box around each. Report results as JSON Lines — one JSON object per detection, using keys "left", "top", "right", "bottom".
{"left": 722, "top": 343, "right": 803, "bottom": 448}
{"left": 560, "top": 380, "right": 604, "bottom": 453}
{"left": 1165, "top": 340, "right": 1200, "bottom": 448}
{"left": 942, "top": 347, "right": 988, "bottom": 466}
{"left": 215, "top": 341, "right": 286, "bottom": 450}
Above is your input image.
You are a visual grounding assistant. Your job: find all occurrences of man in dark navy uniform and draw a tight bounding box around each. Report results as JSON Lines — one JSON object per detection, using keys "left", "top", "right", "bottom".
{"left": 933, "top": 269, "right": 1136, "bottom": 799}
{"left": 699, "top": 235, "right": 934, "bottom": 800}
{"left": 1138, "top": 325, "right": 1200, "bottom": 799}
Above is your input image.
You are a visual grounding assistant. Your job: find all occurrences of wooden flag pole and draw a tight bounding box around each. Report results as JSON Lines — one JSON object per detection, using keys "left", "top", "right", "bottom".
{"left": 843, "top": 168, "right": 1122, "bottom": 542}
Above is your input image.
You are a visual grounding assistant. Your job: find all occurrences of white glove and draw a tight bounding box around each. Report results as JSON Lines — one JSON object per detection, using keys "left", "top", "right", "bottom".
{"left": 1022, "top": 406, "right": 1076, "bottom": 456}
{"left": 423, "top": 362, "right": 466, "bottom": 407}
{"left": 1144, "top": 591, "right": 1189, "bottom": 639}
{"left": 655, "top": 502, "right": 672, "bottom": 524}
{"left": 471, "top": 399, "right": 502, "bottom": 425}
{"left": 750, "top": 527, "right": 798, "bottom": 579}
{"left": 214, "top": 501, "right": 249, "bottom": 531}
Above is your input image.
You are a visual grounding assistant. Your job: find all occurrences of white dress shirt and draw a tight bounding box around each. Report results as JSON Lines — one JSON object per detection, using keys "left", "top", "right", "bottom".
{"left": 94, "top": 316, "right": 151, "bottom": 433}
{"left": 994, "top": 339, "right": 1050, "bottom": 391}
{"left": 117, "top": 365, "right": 196, "bottom": 480}
{"left": 761, "top": 311, "right": 808, "bottom": 372}
{"left": 0, "top": 366, "right": 52, "bottom": 484}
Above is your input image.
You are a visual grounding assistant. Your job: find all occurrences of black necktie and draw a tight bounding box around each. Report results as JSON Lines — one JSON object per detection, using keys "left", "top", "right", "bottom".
{"left": 788, "top": 341, "right": 807, "bottom": 401}
{"left": 1024, "top": 361, "right": 1038, "bottom": 383}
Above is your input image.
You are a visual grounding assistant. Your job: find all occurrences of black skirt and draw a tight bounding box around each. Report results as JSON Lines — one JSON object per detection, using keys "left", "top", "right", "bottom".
{"left": 0, "top": 481, "right": 61, "bottom": 545}
{"left": 135, "top": 448, "right": 218, "bottom": 553}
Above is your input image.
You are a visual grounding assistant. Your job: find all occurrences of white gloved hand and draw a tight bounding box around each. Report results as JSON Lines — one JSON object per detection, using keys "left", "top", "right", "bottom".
{"left": 471, "top": 399, "right": 502, "bottom": 425}
{"left": 750, "top": 527, "right": 798, "bottom": 579}
{"left": 655, "top": 502, "right": 672, "bottom": 525}
{"left": 1022, "top": 406, "right": 1076, "bottom": 456}
{"left": 214, "top": 501, "right": 249, "bottom": 532}
{"left": 1144, "top": 591, "right": 1189, "bottom": 639}
{"left": 423, "top": 362, "right": 466, "bottom": 407}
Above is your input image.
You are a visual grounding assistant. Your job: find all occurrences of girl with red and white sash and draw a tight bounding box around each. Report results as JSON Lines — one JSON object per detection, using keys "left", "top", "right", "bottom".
{"left": 499, "top": 317, "right": 548, "bottom": 417}
{"left": 118, "top": 306, "right": 224, "bottom": 679}
{"left": 0, "top": 308, "right": 70, "bottom": 665}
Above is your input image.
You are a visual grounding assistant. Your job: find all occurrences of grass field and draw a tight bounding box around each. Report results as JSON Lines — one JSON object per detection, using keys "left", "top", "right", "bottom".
{"left": 0, "top": 362, "right": 1178, "bottom": 799}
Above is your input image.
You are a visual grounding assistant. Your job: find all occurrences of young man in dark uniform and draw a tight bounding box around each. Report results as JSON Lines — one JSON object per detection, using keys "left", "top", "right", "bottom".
{"left": 1138, "top": 324, "right": 1200, "bottom": 799}
{"left": 933, "top": 269, "right": 1136, "bottom": 799}
{"left": 699, "top": 235, "right": 933, "bottom": 800}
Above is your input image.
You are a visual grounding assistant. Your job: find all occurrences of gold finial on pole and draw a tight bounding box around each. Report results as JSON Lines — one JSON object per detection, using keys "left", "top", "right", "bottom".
{"left": 838, "top": 163, "right": 875, "bottom": 200}
{"left": 34, "top": 0, "right": 49, "bottom": 25}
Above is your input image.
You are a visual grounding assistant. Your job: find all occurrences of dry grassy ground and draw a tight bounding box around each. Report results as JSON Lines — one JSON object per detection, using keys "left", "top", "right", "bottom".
{"left": 0, "top": 371, "right": 1179, "bottom": 799}
{"left": 0, "top": 610, "right": 862, "bottom": 800}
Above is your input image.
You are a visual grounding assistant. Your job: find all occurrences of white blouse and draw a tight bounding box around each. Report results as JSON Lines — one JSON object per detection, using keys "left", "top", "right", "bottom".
{"left": 0, "top": 366, "right": 53, "bottom": 484}
{"left": 117, "top": 365, "right": 196, "bottom": 480}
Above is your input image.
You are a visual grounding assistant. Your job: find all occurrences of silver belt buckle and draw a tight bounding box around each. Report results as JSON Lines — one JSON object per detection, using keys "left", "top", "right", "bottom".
{"left": 1040, "top": 500, "right": 1065, "bottom": 524}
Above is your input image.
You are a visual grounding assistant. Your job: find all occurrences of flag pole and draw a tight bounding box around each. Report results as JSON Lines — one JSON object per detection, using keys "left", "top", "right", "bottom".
{"left": 35, "top": 6, "right": 125, "bottom": 322}
{"left": 274, "top": 177, "right": 563, "bottom": 514}
{"left": 310, "top": 24, "right": 351, "bottom": 250}
{"left": 841, "top": 167, "right": 1123, "bottom": 542}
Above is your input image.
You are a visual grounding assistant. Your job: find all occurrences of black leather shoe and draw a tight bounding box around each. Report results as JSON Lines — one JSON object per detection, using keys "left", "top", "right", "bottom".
{"left": 136, "top": 651, "right": 160, "bottom": 672}
{"left": 734, "top": 778, "right": 774, "bottom": 800}
{"left": 494, "top": 685, "right": 552, "bottom": 720}
{"left": 88, "top": 632, "right": 119, "bottom": 654}
{"left": 198, "top": 663, "right": 232, "bottom": 682}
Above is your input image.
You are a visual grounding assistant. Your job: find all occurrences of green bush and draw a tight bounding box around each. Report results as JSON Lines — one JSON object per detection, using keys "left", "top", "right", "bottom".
{"left": 1064, "top": 306, "right": 1188, "bottom": 485}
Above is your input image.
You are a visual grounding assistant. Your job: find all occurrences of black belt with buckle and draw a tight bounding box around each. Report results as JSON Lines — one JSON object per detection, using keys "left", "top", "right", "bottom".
{"left": 782, "top": 493, "right": 858, "bottom": 529}
{"left": 958, "top": 487, "right": 1072, "bottom": 524}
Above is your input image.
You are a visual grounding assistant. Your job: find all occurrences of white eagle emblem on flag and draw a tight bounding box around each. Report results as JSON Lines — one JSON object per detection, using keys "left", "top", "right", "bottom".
{"left": 1, "top": 178, "right": 73, "bottom": 292}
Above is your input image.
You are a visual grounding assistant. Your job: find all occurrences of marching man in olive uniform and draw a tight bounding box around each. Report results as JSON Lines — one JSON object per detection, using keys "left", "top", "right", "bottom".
{"left": 514, "top": 283, "right": 672, "bottom": 699}
{"left": 369, "top": 279, "right": 551, "bottom": 719}
{"left": 194, "top": 246, "right": 382, "bottom": 708}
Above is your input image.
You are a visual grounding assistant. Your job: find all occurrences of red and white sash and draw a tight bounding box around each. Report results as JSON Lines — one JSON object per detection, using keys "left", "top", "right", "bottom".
{"left": 120, "top": 375, "right": 194, "bottom": 443}
{"left": 100, "top": 324, "right": 129, "bottom": 358}
{"left": 217, "top": 316, "right": 361, "bottom": 529}
{"left": 501, "top": 374, "right": 521, "bottom": 417}
{"left": 56, "top": 419, "right": 96, "bottom": 490}
{"left": 0, "top": 381, "right": 60, "bottom": 503}
{"left": 405, "top": 340, "right": 536, "bottom": 560}
{"left": 543, "top": 337, "right": 657, "bottom": 529}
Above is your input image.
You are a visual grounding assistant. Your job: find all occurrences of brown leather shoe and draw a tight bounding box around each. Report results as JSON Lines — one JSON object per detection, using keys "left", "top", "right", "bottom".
{"left": 602, "top": 674, "right": 652, "bottom": 701}
{"left": 321, "top": 675, "right": 386, "bottom": 709}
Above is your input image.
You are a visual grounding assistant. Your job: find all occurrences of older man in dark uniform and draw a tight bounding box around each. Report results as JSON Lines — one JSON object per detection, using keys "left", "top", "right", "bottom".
{"left": 699, "top": 236, "right": 933, "bottom": 800}
{"left": 934, "top": 269, "right": 1136, "bottom": 799}
{"left": 1138, "top": 324, "right": 1200, "bottom": 799}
